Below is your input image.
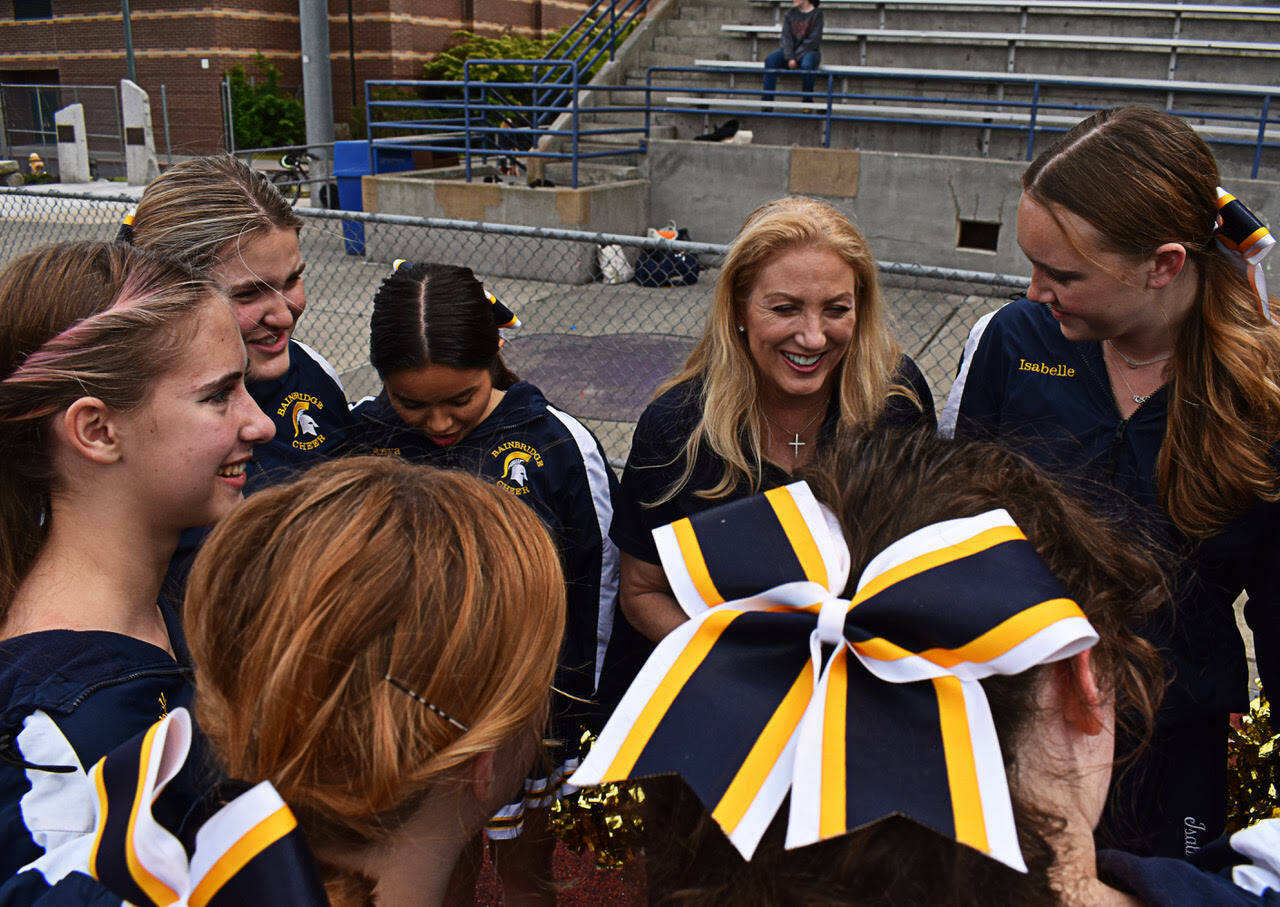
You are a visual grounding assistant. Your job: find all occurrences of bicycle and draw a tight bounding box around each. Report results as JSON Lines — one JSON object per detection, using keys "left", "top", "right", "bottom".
{"left": 269, "top": 150, "right": 316, "bottom": 204}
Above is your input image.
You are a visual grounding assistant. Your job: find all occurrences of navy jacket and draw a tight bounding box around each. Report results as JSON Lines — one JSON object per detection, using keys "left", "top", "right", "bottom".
{"left": 246, "top": 339, "right": 352, "bottom": 493}
{"left": 941, "top": 298, "right": 1280, "bottom": 718}
{"left": 0, "top": 603, "right": 194, "bottom": 902}
{"left": 612, "top": 355, "right": 937, "bottom": 566}
{"left": 1098, "top": 818, "right": 1280, "bottom": 904}
{"left": 351, "top": 381, "right": 624, "bottom": 735}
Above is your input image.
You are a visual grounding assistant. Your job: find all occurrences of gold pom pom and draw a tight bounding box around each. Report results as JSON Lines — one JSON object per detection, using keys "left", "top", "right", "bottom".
{"left": 1227, "top": 682, "right": 1280, "bottom": 831}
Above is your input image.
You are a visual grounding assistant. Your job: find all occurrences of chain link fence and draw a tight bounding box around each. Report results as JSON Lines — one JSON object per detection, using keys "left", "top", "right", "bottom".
{"left": 0, "top": 188, "right": 1027, "bottom": 462}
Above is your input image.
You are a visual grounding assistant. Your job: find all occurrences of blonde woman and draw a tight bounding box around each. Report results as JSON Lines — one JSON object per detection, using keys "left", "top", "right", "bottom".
{"left": 942, "top": 106, "right": 1280, "bottom": 857}
{"left": 612, "top": 196, "right": 934, "bottom": 643}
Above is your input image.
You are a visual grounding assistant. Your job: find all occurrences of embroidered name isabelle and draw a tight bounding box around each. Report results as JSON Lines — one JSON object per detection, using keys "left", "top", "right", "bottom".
{"left": 1018, "top": 358, "right": 1075, "bottom": 378}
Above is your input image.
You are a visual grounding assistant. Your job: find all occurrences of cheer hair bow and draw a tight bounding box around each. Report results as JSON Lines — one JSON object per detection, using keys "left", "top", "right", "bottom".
{"left": 1216, "top": 188, "right": 1277, "bottom": 325}
{"left": 85, "top": 708, "right": 326, "bottom": 906}
{"left": 392, "top": 258, "right": 520, "bottom": 328}
{"left": 571, "top": 481, "right": 1098, "bottom": 870}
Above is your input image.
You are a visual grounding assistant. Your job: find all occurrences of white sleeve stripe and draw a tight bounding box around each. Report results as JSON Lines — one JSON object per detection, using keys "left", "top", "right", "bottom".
{"left": 291, "top": 340, "right": 346, "bottom": 395}
{"left": 546, "top": 405, "right": 621, "bottom": 689}
{"left": 16, "top": 711, "right": 99, "bottom": 886}
{"left": 1230, "top": 817, "right": 1280, "bottom": 896}
{"left": 938, "top": 309, "right": 999, "bottom": 439}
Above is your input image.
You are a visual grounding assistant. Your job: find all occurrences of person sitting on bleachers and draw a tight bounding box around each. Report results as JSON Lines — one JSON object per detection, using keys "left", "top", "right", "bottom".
{"left": 762, "top": 0, "right": 824, "bottom": 105}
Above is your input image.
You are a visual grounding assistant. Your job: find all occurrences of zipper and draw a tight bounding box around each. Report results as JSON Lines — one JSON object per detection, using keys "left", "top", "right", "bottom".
{"left": 1108, "top": 417, "right": 1130, "bottom": 482}
{"left": 63, "top": 665, "right": 192, "bottom": 712}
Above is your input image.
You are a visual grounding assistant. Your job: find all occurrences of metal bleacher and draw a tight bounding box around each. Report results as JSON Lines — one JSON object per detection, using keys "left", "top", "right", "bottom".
{"left": 628, "top": 0, "right": 1280, "bottom": 175}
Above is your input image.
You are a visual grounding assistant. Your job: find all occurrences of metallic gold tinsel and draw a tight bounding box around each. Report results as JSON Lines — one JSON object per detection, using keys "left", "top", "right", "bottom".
{"left": 548, "top": 731, "right": 647, "bottom": 870}
{"left": 1227, "top": 683, "right": 1280, "bottom": 832}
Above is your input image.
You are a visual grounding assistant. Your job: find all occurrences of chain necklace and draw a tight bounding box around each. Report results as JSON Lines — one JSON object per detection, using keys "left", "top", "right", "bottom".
{"left": 762, "top": 407, "right": 825, "bottom": 461}
{"left": 1105, "top": 339, "right": 1173, "bottom": 370}
{"left": 1104, "top": 343, "right": 1157, "bottom": 405}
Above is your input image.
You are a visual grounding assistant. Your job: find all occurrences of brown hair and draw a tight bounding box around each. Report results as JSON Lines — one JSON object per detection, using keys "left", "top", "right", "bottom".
{"left": 129, "top": 153, "right": 303, "bottom": 271}
{"left": 645, "top": 428, "right": 1166, "bottom": 906}
{"left": 184, "top": 457, "right": 566, "bottom": 904}
{"left": 0, "top": 241, "right": 215, "bottom": 620}
{"left": 656, "top": 196, "right": 914, "bottom": 503}
{"left": 1022, "top": 106, "right": 1280, "bottom": 536}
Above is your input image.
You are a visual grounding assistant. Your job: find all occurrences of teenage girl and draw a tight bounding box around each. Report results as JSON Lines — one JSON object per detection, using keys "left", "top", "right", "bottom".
{"left": 942, "top": 106, "right": 1280, "bottom": 857}
{"left": 351, "top": 261, "right": 627, "bottom": 904}
{"left": 128, "top": 154, "right": 350, "bottom": 490}
{"left": 0, "top": 242, "right": 273, "bottom": 901}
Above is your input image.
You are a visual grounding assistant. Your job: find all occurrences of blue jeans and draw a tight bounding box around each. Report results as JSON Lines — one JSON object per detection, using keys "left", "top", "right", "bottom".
{"left": 762, "top": 49, "right": 821, "bottom": 101}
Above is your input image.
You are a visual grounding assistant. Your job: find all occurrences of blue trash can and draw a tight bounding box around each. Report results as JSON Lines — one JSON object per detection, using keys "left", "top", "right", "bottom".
{"left": 332, "top": 140, "right": 415, "bottom": 255}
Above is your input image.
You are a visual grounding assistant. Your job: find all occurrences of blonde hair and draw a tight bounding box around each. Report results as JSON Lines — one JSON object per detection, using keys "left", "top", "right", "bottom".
{"left": 657, "top": 196, "right": 911, "bottom": 502}
{"left": 1023, "top": 107, "right": 1280, "bottom": 535}
{"left": 0, "top": 241, "right": 216, "bottom": 618}
{"left": 129, "top": 154, "right": 302, "bottom": 271}
{"left": 184, "top": 457, "right": 566, "bottom": 900}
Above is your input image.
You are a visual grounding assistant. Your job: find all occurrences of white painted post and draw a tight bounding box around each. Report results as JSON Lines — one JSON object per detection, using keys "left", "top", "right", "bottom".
{"left": 121, "top": 79, "right": 160, "bottom": 185}
{"left": 54, "top": 103, "right": 92, "bottom": 183}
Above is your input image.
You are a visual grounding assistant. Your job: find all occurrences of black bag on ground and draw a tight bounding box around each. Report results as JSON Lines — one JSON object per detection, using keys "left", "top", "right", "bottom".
{"left": 634, "top": 226, "right": 700, "bottom": 287}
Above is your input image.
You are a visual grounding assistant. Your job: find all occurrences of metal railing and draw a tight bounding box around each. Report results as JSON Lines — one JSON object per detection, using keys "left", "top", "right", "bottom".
{"left": 646, "top": 65, "right": 1280, "bottom": 175}
{"left": 0, "top": 187, "right": 1026, "bottom": 461}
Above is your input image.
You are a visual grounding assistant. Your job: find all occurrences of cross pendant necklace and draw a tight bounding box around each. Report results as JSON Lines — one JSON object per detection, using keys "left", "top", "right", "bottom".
{"left": 763, "top": 407, "right": 825, "bottom": 463}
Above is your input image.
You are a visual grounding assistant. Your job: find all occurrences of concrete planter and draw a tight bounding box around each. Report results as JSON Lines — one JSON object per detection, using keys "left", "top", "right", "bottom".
{"left": 361, "top": 166, "right": 650, "bottom": 284}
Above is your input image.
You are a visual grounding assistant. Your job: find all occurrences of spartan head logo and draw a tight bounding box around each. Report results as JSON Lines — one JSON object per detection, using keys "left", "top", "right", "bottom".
{"left": 290, "top": 400, "right": 319, "bottom": 439}
{"left": 502, "top": 450, "right": 532, "bottom": 487}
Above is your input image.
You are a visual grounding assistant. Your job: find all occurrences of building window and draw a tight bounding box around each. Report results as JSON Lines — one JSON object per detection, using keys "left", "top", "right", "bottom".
{"left": 13, "top": 0, "right": 53, "bottom": 20}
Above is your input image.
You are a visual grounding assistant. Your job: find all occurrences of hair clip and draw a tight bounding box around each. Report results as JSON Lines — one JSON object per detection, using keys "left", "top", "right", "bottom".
{"left": 572, "top": 481, "right": 1097, "bottom": 869}
{"left": 384, "top": 674, "right": 470, "bottom": 732}
{"left": 393, "top": 258, "right": 410, "bottom": 273}
{"left": 115, "top": 207, "right": 137, "bottom": 245}
{"left": 485, "top": 289, "right": 520, "bottom": 329}
{"left": 1215, "top": 188, "right": 1277, "bottom": 325}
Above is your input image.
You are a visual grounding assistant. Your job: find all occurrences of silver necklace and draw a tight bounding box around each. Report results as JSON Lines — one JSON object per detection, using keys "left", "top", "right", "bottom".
{"left": 762, "top": 407, "right": 825, "bottom": 460}
{"left": 1105, "top": 339, "right": 1172, "bottom": 370}
{"left": 1105, "top": 345, "right": 1155, "bottom": 405}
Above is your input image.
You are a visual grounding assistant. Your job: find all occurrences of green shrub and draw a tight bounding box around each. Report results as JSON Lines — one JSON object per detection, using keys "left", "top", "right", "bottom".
{"left": 227, "top": 54, "right": 306, "bottom": 150}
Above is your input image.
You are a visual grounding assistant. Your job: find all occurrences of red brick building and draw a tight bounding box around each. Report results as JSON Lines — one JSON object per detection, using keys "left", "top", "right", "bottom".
{"left": 1, "top": 0, "right": 591, "bottom": 154}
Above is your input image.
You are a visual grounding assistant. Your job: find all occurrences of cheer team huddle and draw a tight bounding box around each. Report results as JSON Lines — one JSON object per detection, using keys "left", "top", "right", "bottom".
{"left": 1, "top": 105, "right": 1279, "bottom": 906}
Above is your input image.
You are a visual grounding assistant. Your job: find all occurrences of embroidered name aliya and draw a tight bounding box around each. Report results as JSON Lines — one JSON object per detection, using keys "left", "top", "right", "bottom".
{"left": 276, "top": 391, "right": 328, "bottom": 452}
{"left": 1018, "top": 358, "right": 1075, "bottom": 378}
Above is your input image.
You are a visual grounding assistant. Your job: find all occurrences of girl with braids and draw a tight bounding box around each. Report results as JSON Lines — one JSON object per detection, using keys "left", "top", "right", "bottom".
{"left": 941, "top": 106, "right": 1280, "bottom": 858}
{"left": 0, "top": 242, "right": 273, "bottom": 898}
{"left": 351, "top": 261, "right": 627, "bottom": 905}
{"left": 128, "top": 153, "right": 351, "bottom": 490}
{"left": 183, "top": 458, "right": 566, "bottom": 906}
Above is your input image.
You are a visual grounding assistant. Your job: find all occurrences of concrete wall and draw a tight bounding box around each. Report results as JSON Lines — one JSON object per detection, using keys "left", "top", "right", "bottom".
{"left": 645, "top": 138, "right": 1280, "bottom": 284}
{"left": 362, "top": 169, "right": 650, "bottom": 283}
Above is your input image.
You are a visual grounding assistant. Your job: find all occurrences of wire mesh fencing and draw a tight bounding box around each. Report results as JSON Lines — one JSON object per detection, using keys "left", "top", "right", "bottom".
{"left": 0, "top": 188, "right": 1026, "bottom": 463}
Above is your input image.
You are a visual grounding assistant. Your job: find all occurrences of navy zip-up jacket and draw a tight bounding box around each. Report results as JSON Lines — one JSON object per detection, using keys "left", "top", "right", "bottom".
{"left": 941, "top": 298, "right": 1280, "bottom": 719}
{"left": 351, "top": 381, "right": 625, "bottom": 735}
{"left": 0, "top": 602, "right": 194, "bottom": 902}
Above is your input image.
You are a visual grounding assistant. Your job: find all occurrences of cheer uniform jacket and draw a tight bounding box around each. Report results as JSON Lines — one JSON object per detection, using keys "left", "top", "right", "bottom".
{"left": 246, "top": 339, "right": 352, "bottom": 492}
{"left": 941, "top": 298, "right": 1280, "bottom": 856}
{"left": 941, "top": 298, "right": 1280, "bottom": 715}
{"left": 351, "top": 381, "right": 626, "bottom": 736}
{"left": 0, "top": 602, "right": 194, "bottom": 903}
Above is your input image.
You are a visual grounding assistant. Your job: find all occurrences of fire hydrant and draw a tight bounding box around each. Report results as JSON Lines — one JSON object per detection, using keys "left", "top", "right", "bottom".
{"left": 27, "top": 153, "right": 45, "bottom": 176}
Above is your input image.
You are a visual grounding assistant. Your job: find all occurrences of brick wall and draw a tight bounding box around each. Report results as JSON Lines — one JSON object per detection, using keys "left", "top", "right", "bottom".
{"left": 2, "top": 0, "right": 592, "bottom": 155}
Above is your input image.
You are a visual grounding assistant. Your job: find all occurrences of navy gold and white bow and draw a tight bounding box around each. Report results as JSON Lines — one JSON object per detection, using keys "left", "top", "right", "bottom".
{"left": 571, "top": 481, "right": 1097, "bottom": 870}
{"left": 86, "top": 708, "right": 326, "bottom": 905}
{"left": 1216, "top": 187, "right": 1277, "bottom": 325}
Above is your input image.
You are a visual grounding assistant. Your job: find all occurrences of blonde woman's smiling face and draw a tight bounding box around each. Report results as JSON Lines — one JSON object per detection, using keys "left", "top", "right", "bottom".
{"left": 740, "top": 244, "right": 857, "bottom": 407}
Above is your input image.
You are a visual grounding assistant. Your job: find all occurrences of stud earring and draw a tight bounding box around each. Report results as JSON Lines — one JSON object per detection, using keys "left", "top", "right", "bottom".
{"left": 737, "top": 325, "right": 745, "bottom": 333}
